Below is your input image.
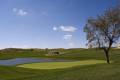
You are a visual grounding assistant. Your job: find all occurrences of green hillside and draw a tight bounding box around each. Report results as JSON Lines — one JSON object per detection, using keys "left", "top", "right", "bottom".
{"left": 0, "top": 48, "right": 120, "bottom": 80}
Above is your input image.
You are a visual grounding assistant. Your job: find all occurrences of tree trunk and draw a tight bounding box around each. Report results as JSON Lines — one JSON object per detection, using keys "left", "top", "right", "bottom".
{"left": 103, "top": 40, "right": 113, "bottom": 64}
{"left": 105, "top": 51, "right": 110, "bottom": 64}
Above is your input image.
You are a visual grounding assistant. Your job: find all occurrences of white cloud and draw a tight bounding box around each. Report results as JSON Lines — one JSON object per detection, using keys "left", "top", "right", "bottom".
{"left": 17, "top": 9, "right": 28, "bottom": 16}
{"left": 69, "top": 42, "right": 75, "bottom": 47}
{"left": 63, "top": 35, "right": 75, "bottom": 47}
{"left": 59, "top": 26, "right": 77, "bottom": 32}
{"left": 63, "top": 34, "right": 72, "bottom": 40}
{"left": 13, "top": 8, "right": 17, "bottom": 12}
{"left": 53, "top": 26, "right": 58, "bottom": 31}
{"left": 13, "top": 8, "right": 28, "bottom": 16}
{"left": 53, "top": 25, "right": 77, "bottom": 32}
{"left": 52, "top": 25, "right": 77, "bottom": 47}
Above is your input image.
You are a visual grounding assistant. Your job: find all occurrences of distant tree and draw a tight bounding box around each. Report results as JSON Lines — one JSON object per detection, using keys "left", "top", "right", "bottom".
{"left": 84, "top": 6, "right": 120, "bottom": 64}
{"left": 45, "top": 48, "right": 48, "bottom": 53}
{"left": 30, "top": 49, "right": 34, "bottom": 51}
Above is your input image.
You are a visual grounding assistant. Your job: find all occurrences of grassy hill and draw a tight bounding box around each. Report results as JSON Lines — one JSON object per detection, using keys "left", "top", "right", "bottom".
{"left": 0, "top": 48, "right": 120, "bottom": 80}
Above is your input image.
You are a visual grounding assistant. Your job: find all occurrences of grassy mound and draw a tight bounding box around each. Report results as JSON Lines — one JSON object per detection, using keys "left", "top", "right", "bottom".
{"left": 17, "top": 60, "right": 105, "bottom": 69}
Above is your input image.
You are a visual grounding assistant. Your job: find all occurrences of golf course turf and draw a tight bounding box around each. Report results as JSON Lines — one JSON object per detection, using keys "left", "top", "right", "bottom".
{"left": 17, "top": 60, "right": 106, "bottom": 69}
{"left": 0, "top": 48, "right": 120, "bottom": 80}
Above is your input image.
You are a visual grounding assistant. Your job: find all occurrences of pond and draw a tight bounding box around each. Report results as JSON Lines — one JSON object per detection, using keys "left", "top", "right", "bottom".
{"left": 0, "top": 58, "right": 71, "bottom": 66}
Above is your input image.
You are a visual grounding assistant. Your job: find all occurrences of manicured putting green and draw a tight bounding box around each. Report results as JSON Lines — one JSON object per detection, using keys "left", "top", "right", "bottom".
{"left": 17, "top": 60, "right": 105, "bottom": 69}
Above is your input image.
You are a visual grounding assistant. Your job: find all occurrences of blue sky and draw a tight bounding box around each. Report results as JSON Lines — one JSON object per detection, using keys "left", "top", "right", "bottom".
{"left": 0, "top": 0, "right": 118, "bottom": 49}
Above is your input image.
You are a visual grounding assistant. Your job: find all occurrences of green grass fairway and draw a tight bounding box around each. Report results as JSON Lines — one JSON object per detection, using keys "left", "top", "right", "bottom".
{"left": 0, "top": 49, "right": 120, "bottom": 80}
{"left": 18, "top": 60, "right": 105, "bottom": 69}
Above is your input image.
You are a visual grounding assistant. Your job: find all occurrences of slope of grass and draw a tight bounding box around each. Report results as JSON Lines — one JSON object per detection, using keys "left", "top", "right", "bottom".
{"left": 0, "top": 62, "right": 120, "bottom": 80}
{"left": 0, "top": 48, "right": 120, "bottom": 80}
{"left": 0, "top": 48, "right": 104, "bottom": 60}
{"left": 0, "top": 49, "right": 46, "bottom": 60}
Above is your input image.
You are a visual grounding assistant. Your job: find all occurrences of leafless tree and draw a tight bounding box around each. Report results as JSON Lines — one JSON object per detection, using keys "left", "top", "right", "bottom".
{"left": 84, "top": 6, "right": 120, "bottom": 63}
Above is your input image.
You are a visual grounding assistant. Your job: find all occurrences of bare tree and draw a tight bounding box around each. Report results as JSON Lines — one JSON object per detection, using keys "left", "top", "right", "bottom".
{"left": 84, "top": 6, "right": 120, "bottom": 64}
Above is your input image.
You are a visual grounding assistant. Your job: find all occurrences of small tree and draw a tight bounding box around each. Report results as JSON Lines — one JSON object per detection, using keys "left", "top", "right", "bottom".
{"left": 84, "top": 6, "right": 120, "bottom": 64}
{"left": 45, "top": 48, "right": 48, "bottom": 53}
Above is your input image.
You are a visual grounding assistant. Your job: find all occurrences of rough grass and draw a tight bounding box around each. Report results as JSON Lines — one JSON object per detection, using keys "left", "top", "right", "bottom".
{"left": 0, "top": 48, "right": 120, "bottom": 80}
{"left": 17, "top": 60, "right": 105, "bottom": 69}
